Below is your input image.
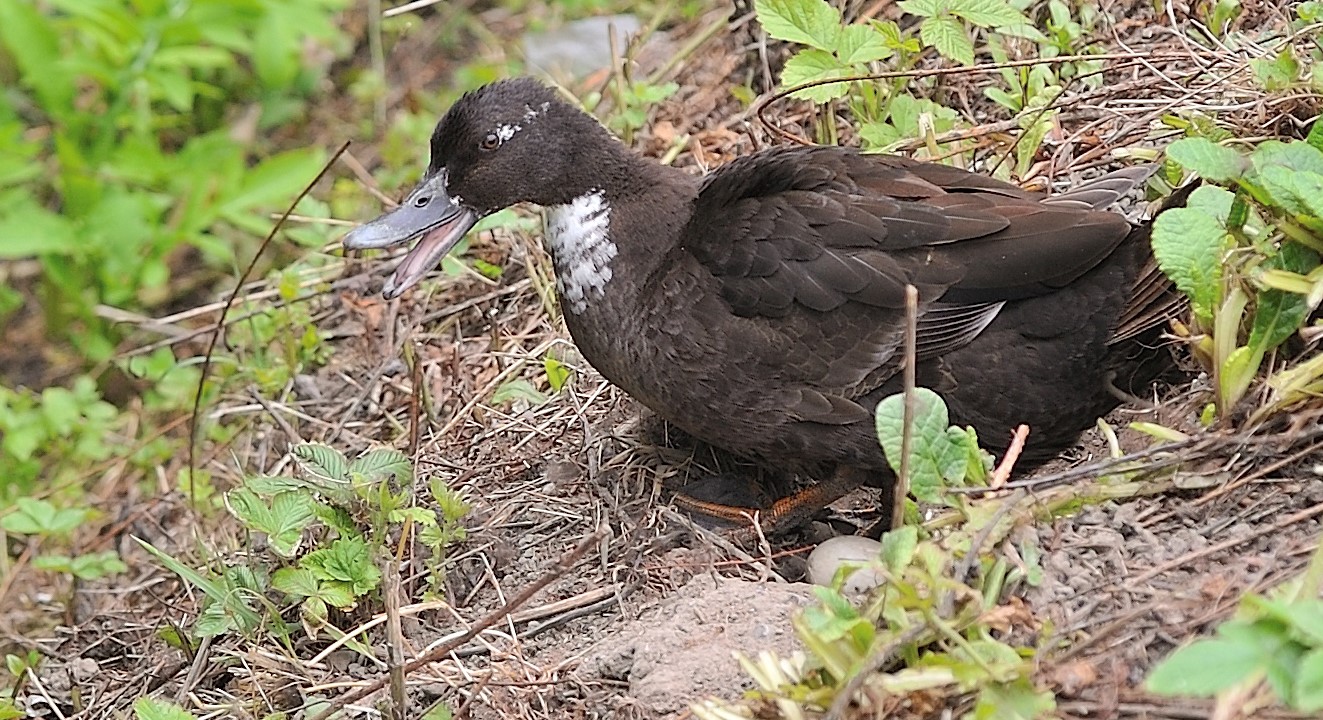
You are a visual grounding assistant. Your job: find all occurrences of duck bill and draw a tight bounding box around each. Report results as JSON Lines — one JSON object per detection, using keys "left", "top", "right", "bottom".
{"left": 342, "top": 171, "right": 479, "bottom": 299}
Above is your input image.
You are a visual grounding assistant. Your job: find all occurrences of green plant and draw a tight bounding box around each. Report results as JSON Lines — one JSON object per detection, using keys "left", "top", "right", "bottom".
{"left": 141, "top": 443, "right": 469, "bottom": 642}
{"left": 1147, "top": 539, "right": 1323, "bottom": 712}
{"left": 0, "top": 378, "right": 120, "bottom": 499}
{"left": 1152, "top": 132, "right": 1323, "bottom": 418}
{"left": 874, "top": 388, "right": 992, "bottom": 514}
{"left": 694, "top": 525, "right": 1053, "bottom": 719}
{"left": 134, "top": 696, "right": 198, "bottom": 720}
{"left": 0, "top": 498, "right": 127, "bottom": 581}
{"left": 0, "top": 0, "right": 348, "bottom": 363}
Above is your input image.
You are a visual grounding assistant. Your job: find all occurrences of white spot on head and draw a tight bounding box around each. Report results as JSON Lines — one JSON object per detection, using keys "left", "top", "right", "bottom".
{"left": 494, "top": 123, "right": 521, "bottom": 142}
{"left": 545, "top": 190, "right": 615, "bottom": 315}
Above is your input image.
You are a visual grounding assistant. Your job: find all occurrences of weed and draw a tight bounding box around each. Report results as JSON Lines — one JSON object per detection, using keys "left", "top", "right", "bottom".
{"left": 141, "top": 443, "right": 469, "bottom": 643}
{"left": 1153, "top": 130, "right": 1323, "bottom": 418}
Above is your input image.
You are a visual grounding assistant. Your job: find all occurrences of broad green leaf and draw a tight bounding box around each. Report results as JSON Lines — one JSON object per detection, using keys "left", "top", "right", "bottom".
{"left": 1151, "top": 207, "right": 1229, "bottom": 323}
{"left": 1289, "top": 171, "right": 1323, "bottom": 219}
{"left": 949, "top": 0, "right": 1028, "bottom": 27}
{"left": 1295, "top": 648, "right": 1323, "bottom": 711}
{"left": 0, "top": 196, "right": 81, "bottom": 258}
{"left": 220, "top": 148, "right": 328, "bottom": 223}
{"left": 1166, "top": 138, "right": 1247, "bottom": 182}
{"left": 302, "top": 537, "right": 380, "bottom": 596}
{"left": 1146, "top": 635, "right": 1265, "bottom": 695}
{"left": 897, "top": 0, "right": 941, "bottom": 17}
{"left": 859, "top": 120, "right": 902, "bottom": 148}
{"left": 1250, "top": 48, "right": 1299, "bottom": 91}
{"left": 836, "top": 24, "right": 892, "bottom": 64}
{"left": 875, "top": 388, "right": 970, "bottom": 501}
{"left": 1308, "top": 119, "right": 1323, "bottom": 153}
{"left": 920, "top": 15, "right": 974, "bottom": 66}
{"left": 879, "top": 525, "right": 918, "bottom": 571}
{"left": 754, "top": 0, "right": 841, "bottom": 50}
{"left": 1248, "top": 288, "right": 1309, "bottom": 357}
{"left": 780, "top": 48, "right": 854, "bottom": 102}
{"left": 1185, "top": 184, "right": 1237, "bottom": 224}
{"left": 272, "top": 567, "right": 321, "bottom": 598}
{"left": 1247, "top": 141, "right": 1323, "bottom": 215}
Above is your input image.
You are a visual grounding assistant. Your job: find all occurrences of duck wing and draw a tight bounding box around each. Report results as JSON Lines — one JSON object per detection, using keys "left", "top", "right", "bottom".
{"left": 680, "top": 146, "right": 1141, "bottom": 424}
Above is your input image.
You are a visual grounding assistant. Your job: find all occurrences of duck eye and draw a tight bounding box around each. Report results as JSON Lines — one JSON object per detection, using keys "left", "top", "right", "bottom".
{"left": 480, "top": 133, "right": 500, "bottom": 151}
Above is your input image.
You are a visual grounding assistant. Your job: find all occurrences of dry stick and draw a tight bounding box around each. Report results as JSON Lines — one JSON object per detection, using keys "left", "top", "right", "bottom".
{"left": 186, "top": 141, "right": 351, "bottom": 500}
{"left": 383, "top": 559, "right": 406, "bottom": 720}
{"left": 894, "top": 285, "right": 919, "bottom": 531}
{"left": 305, "top": 528, "right": 606, "bottom": 720}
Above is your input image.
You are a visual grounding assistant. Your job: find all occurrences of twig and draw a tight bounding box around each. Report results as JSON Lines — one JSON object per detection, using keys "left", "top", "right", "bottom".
{"left": 895, "top": 285, "right": 919, "bottom": 530}
{"left": 186, "top": 142, "right": 350, "bottom": 504}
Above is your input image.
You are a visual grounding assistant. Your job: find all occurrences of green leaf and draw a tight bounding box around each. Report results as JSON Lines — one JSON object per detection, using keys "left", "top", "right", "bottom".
{"left": 920, "top": 15, "right": 974, "bottom": 66}
{"left": 490, "top": 378, "right": 548, "bottom": 406}
{"left": 875, "top": 388, "right": 970, "bottom": 502}
{"left": 135, "top": 538, "right": 263, "bottom": 635}
{"left": 544, "top": 355, "right": 572, "bottom": 392}
{"left": 134, "top": 697, "right": 197, "bottom": 720}
{"left": 972, "top": 677, "right": 1055, "bottom": 719}
{"left": 836, "top": 24, "right": 892, "bottom": 63}
{"left": 897, "top": 0, "right": 942, "bottom": 17}
{"left": 755, "top": 0, "right": 842, "bottom": 50}
{"left": 349, "top": 448, "right": 412, "bottom": 484}
{"left": 1, "top": 498, "right": 88, "bottom": 536}
{"left": 272, "top": 567, "right": 321, "bottom": 598}
{"left": 1308, "top": 120, "right": 1323, "bottom": 153}
{"left": 1146, "top": 635, "right": 1265, "bottom": 696}
{"left": 302, "top": 537, "right": 380, "bottom": 596}
{"left": 780, "top": 49, "right": 854, "bottom": 102}
{"left": 295, "top": 443, "right": 350, "bottom": 481}
{"left": 0, "top": 196, "right": 81, "bottom": 258}
{"left": 1250, "top": 48, "right": 1300, "bottom": 91}
{"left": 1166, "top": 138, "right": 1247, "bottom": 182}
{"left": 1295, "top": 647, "right": 1323, "bottom": 711}
{"left": 1248, "top": 288, "right": 1309, "bottom": 357}
{"left": 879, "top": 525, "right": 918, "bottom": 571}
{"left": 1151, "top": 207, "right": 1229, "bottom": 324}
{"left": 949, "top": 0, "right": 1028, "bottom": 27}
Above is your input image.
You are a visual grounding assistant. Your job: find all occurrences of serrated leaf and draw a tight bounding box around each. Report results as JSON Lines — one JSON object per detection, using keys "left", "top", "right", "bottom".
{"left": 837, "top": 24, "right": 892, "bottom": 63}
{"left": 1166, "top": 138, "right": 1247, "bottom": 182}
{"left": 273, "top": 567, "right": 321, "bottom": 598}
{"left": 920, "top": 15, "right": 974, "bottom": 66}
{"left": 294, "top": 443, "right": 349, "bottom": 481}
{"left": 1151, "top": 207, "right": 1229, "bottom": 324}
{"left": 350, "top": 448, "right": 412, "bottom": 484}
{"left": 1250, "top": 47, "right": 1299, "bottom": 91}
{"left": 754, "top": 0, "right": 841, "bottom": 50}
{"left": 544, "top": 355, "right": 571, "bottom": 391}
{"left": 897, "top": 0, "right": 941, "bottom": 17}
{"left": 780, "top": 48, "right": 854, "bottom": 102}
{"left": 949, "top": 0, "right": 1027, "bottom": 27}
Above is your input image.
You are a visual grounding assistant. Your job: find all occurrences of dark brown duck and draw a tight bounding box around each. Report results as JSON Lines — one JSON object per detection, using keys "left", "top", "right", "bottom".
{"left": 344, "top": 77, "right": 1183, "bottom": 531}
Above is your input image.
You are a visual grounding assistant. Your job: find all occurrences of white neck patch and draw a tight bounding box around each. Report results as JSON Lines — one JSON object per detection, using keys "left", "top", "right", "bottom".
{"left": 545, "top": 190, "right": 615, "bottom": 315}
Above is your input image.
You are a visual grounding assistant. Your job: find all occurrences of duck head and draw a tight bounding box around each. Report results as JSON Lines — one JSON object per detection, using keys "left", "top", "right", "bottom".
{"left": 343, "top": 77, "right": 611, "bottom": 298}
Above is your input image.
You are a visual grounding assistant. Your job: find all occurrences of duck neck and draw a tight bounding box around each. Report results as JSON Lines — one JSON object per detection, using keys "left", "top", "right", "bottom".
{"left": 543, "top": 142, "right": 695, "bottom": 318}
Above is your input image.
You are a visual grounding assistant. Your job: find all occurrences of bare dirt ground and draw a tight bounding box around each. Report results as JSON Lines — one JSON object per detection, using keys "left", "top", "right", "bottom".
{"left": 6, "top": 1, "right": 1321, "bottom": 719}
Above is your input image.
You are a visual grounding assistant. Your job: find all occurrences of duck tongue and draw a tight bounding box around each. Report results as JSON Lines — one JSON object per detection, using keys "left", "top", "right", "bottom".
{"left": 382, "top": 208, "right": 478, "bottom": 299}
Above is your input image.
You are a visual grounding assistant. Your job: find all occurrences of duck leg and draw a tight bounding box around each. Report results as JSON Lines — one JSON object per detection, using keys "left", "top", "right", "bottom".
{"left": 672, "top": 466, "right": 884, "bottom": 540}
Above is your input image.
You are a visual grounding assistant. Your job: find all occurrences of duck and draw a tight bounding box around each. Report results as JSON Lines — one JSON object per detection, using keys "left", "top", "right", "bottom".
{"left": 343, "top": 77, "right": 1186, "bottom": 534}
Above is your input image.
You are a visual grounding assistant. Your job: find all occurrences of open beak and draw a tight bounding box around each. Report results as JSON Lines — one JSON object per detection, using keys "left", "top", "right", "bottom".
{"left": 342, "top": 170, "right": 479, "bottom": 299}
